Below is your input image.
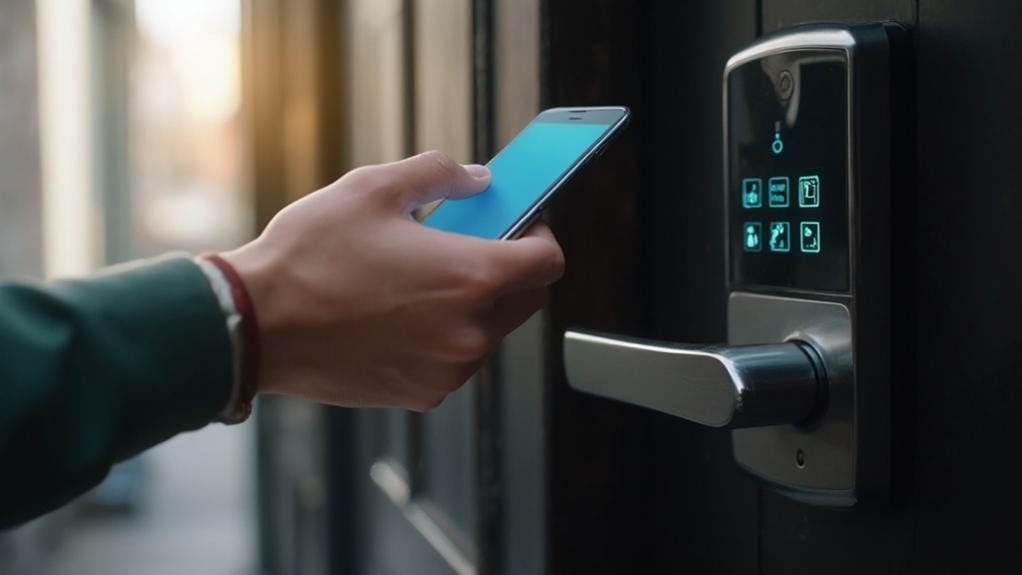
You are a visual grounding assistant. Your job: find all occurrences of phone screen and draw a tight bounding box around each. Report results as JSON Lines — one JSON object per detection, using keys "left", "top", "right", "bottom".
{"left": 424, "top": 110, "right": 623, "bottom": 239}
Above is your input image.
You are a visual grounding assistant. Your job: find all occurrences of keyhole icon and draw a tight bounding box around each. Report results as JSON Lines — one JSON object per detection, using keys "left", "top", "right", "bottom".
{"left": 771, "top": 121, "right": 784, "bottom": 155}
{"left": 771, "top": 131, "right": 784, "bottom": 154}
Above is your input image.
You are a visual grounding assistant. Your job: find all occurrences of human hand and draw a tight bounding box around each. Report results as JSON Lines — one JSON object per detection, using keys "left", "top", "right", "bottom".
{"left": 222, "top": 151, "right": 564, "bottom": 411}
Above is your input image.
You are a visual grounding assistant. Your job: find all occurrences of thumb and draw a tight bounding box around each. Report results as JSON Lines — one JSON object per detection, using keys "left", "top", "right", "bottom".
{"left": 374, "top": 150, "right": 491, "bottom": 212}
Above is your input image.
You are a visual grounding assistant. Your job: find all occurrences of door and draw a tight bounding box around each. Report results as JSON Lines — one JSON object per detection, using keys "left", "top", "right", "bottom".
{"left": 542, "top": 2, "right": 758, "bottom": 572}
{"left": 540, "top": 0, "right": 1022, "bottom": 573}
{"left": 337, "top": 1, "right": 492, "bottom": 573}
{"left": 249, "top": 0, "right": 549, "bottom": 573}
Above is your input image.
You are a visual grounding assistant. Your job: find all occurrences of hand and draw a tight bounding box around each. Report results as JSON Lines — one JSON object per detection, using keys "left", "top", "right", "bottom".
{"left": 222, "top": 151, "right": 565, "bottom": 411}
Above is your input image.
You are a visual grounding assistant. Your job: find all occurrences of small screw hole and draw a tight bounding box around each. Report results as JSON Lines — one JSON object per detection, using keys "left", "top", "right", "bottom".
{"left": 795, "top": 448, "right": 806, "bottom": 469}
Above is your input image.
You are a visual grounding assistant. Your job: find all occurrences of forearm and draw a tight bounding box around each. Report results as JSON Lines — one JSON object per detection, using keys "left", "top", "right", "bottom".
{"left": 0, "top": 255, "right": 233, "bottom": 528}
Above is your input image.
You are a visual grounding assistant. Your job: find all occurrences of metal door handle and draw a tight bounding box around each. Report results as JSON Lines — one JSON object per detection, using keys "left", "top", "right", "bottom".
{"left": 563, "top": 330, "right": 822, "bottom": 429}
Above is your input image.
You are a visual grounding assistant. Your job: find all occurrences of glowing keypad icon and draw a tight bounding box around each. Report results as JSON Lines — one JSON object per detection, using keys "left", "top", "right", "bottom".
{"left": 768, "top": 221, "right": 790, "bottom": 252}
{"left": 800, "top": 221, "right": 821, "bottom": 253}
{"left": 771, "top": 121, "right": 784, "bottom": 155}
{"left": 743, "top": 222, "right": 762, "bottom": 252}
{"left": 798, "top": 175, "right": 820, "bottom": 207}
{"left": 768, "top": 177, "right": 789, "bottom": 207}
{"left": 742, "top": 178, "right": 762, "bottom": 208}
{"left": 771, "top": 131, "right": 784, "bottom": 154}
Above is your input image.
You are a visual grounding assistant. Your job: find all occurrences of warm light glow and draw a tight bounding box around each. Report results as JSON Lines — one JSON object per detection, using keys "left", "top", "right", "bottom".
{"left": 35, "top": 0, "right": 100, "bottom": 277}
{"left": 131, "top": 0, "right": 248, "bottom": 250}
{"left": 35, "top": 0, "right": 247, "bottom": 272}
{"left": 134, "top": 0, "right": 241, "bottom": 125}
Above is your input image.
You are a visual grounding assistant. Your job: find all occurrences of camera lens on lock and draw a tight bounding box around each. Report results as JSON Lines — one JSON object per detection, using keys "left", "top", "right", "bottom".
{"left": 778, "top": 69, "right": 795, "bottom": 101}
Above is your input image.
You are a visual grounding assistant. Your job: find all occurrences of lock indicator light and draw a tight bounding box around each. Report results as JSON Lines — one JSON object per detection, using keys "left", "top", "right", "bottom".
{"left": 771, "top": 121, "right": 784, "bottom": 155}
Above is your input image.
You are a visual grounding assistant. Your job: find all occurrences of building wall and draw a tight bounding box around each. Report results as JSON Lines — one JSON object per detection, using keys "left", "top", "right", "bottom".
{"left": 0, "top": 4, "right": 59, "bottom": 572}
{"left": 0, "top": 0, "right": 43, "bottom": 278}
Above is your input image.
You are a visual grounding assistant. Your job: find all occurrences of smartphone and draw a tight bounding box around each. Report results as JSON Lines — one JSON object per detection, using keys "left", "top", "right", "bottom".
{"left": 423, "top": 106, "right": 630, "bottom": 240}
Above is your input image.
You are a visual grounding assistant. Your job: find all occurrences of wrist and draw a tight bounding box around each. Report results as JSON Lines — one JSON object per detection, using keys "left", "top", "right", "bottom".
{"left": 199, "top": 252, "right": 261, "bottom": 421}
{"left": 219, "top": 241, "right": 288, "bottom": 396}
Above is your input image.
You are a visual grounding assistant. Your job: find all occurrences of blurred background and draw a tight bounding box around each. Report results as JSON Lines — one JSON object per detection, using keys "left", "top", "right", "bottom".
{"left": 2, "top": 1, "right": 254, "bottom": 574}
{"left": 0, "top": 0, "right": 545, "bottom": 573}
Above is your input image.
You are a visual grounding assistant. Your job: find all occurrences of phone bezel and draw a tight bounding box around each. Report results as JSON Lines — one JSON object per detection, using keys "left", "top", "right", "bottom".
{"left": 496, "top": 106, "right": 630, "bottom": 240}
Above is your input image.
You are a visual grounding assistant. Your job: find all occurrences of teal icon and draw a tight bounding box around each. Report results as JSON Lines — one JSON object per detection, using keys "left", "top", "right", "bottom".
{"left": 799, "top": 175, "right": 820, "bottom": 207}
{"left": 800, "top": 221, "right": 821, "bottom": 253}
{"left": 771, "top": 121, "right": 784, "bottom": 155}
{"left": 768, "top": 177, "right": 790, "bottom": 207}
{"left": 743, "top": 222, "right": 762, "bottom": 252}
{"left": 768, "top": 221, "right": 790, "bottom": 252}
{"left": 742, "top": 178, "right": 762, "bottom": 208}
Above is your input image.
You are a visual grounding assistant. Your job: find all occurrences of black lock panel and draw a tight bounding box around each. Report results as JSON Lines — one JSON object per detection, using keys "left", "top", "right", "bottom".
{"left": 565, "top": 23, "right": 907, "bottom": 510}
{"left": 723, "top": 23, "right": 910, "bottom": 506}
{"left": 728, "top": 50, "right": 850, "bottom": 293}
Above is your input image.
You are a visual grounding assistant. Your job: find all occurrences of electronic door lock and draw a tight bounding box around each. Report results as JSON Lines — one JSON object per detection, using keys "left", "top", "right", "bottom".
{"left": 563, "top": 332, "right": 823, "bottom": 429}
{"left": 564, "top": 294, "right": 855, "bottom": 507}
{"left": 564, "top": 23, "right": 909, "bottom": 507}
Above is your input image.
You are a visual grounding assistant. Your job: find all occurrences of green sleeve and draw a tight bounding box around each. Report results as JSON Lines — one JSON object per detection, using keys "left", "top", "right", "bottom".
{"left": 0, "top": 255, "right": 234, "bottom": 528}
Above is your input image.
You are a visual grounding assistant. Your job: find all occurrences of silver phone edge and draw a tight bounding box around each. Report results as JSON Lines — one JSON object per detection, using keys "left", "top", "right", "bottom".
{"left": 499, "top": 106, "right": 631, "bottom": 240}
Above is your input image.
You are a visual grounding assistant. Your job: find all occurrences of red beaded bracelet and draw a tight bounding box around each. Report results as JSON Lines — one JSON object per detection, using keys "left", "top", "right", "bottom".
{"left": 201, "top": 253, "right": 260, "bottom": 421}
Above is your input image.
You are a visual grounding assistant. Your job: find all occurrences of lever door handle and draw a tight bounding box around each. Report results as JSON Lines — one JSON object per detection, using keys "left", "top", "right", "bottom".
{"left": 563, "top": 330, "right": 822, "bottom": 429}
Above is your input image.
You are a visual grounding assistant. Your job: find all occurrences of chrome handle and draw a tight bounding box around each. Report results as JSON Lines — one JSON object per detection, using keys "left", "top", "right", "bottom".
{"left": 563, "top": 330, "right": 822, "bottom": 429}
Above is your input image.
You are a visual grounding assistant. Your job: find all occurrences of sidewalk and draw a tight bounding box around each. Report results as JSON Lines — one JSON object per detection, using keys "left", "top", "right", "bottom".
{"left": 39, "top": 423, "right": 257, "bottom": 575}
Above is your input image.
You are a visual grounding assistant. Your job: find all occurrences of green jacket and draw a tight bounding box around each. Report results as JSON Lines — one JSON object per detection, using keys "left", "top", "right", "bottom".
{"left": 0, "top": 255, "right": 233, "bottom": 528}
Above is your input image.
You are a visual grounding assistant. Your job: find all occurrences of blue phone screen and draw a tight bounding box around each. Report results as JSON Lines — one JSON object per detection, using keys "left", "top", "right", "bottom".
{"left": 424, "top": 121, "right": 610, "bottom": 239}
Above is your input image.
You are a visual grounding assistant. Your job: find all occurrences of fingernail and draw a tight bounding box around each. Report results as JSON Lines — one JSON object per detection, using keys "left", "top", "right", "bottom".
{"left": 464, "top": 164, "right": 490, "bottom": 179}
